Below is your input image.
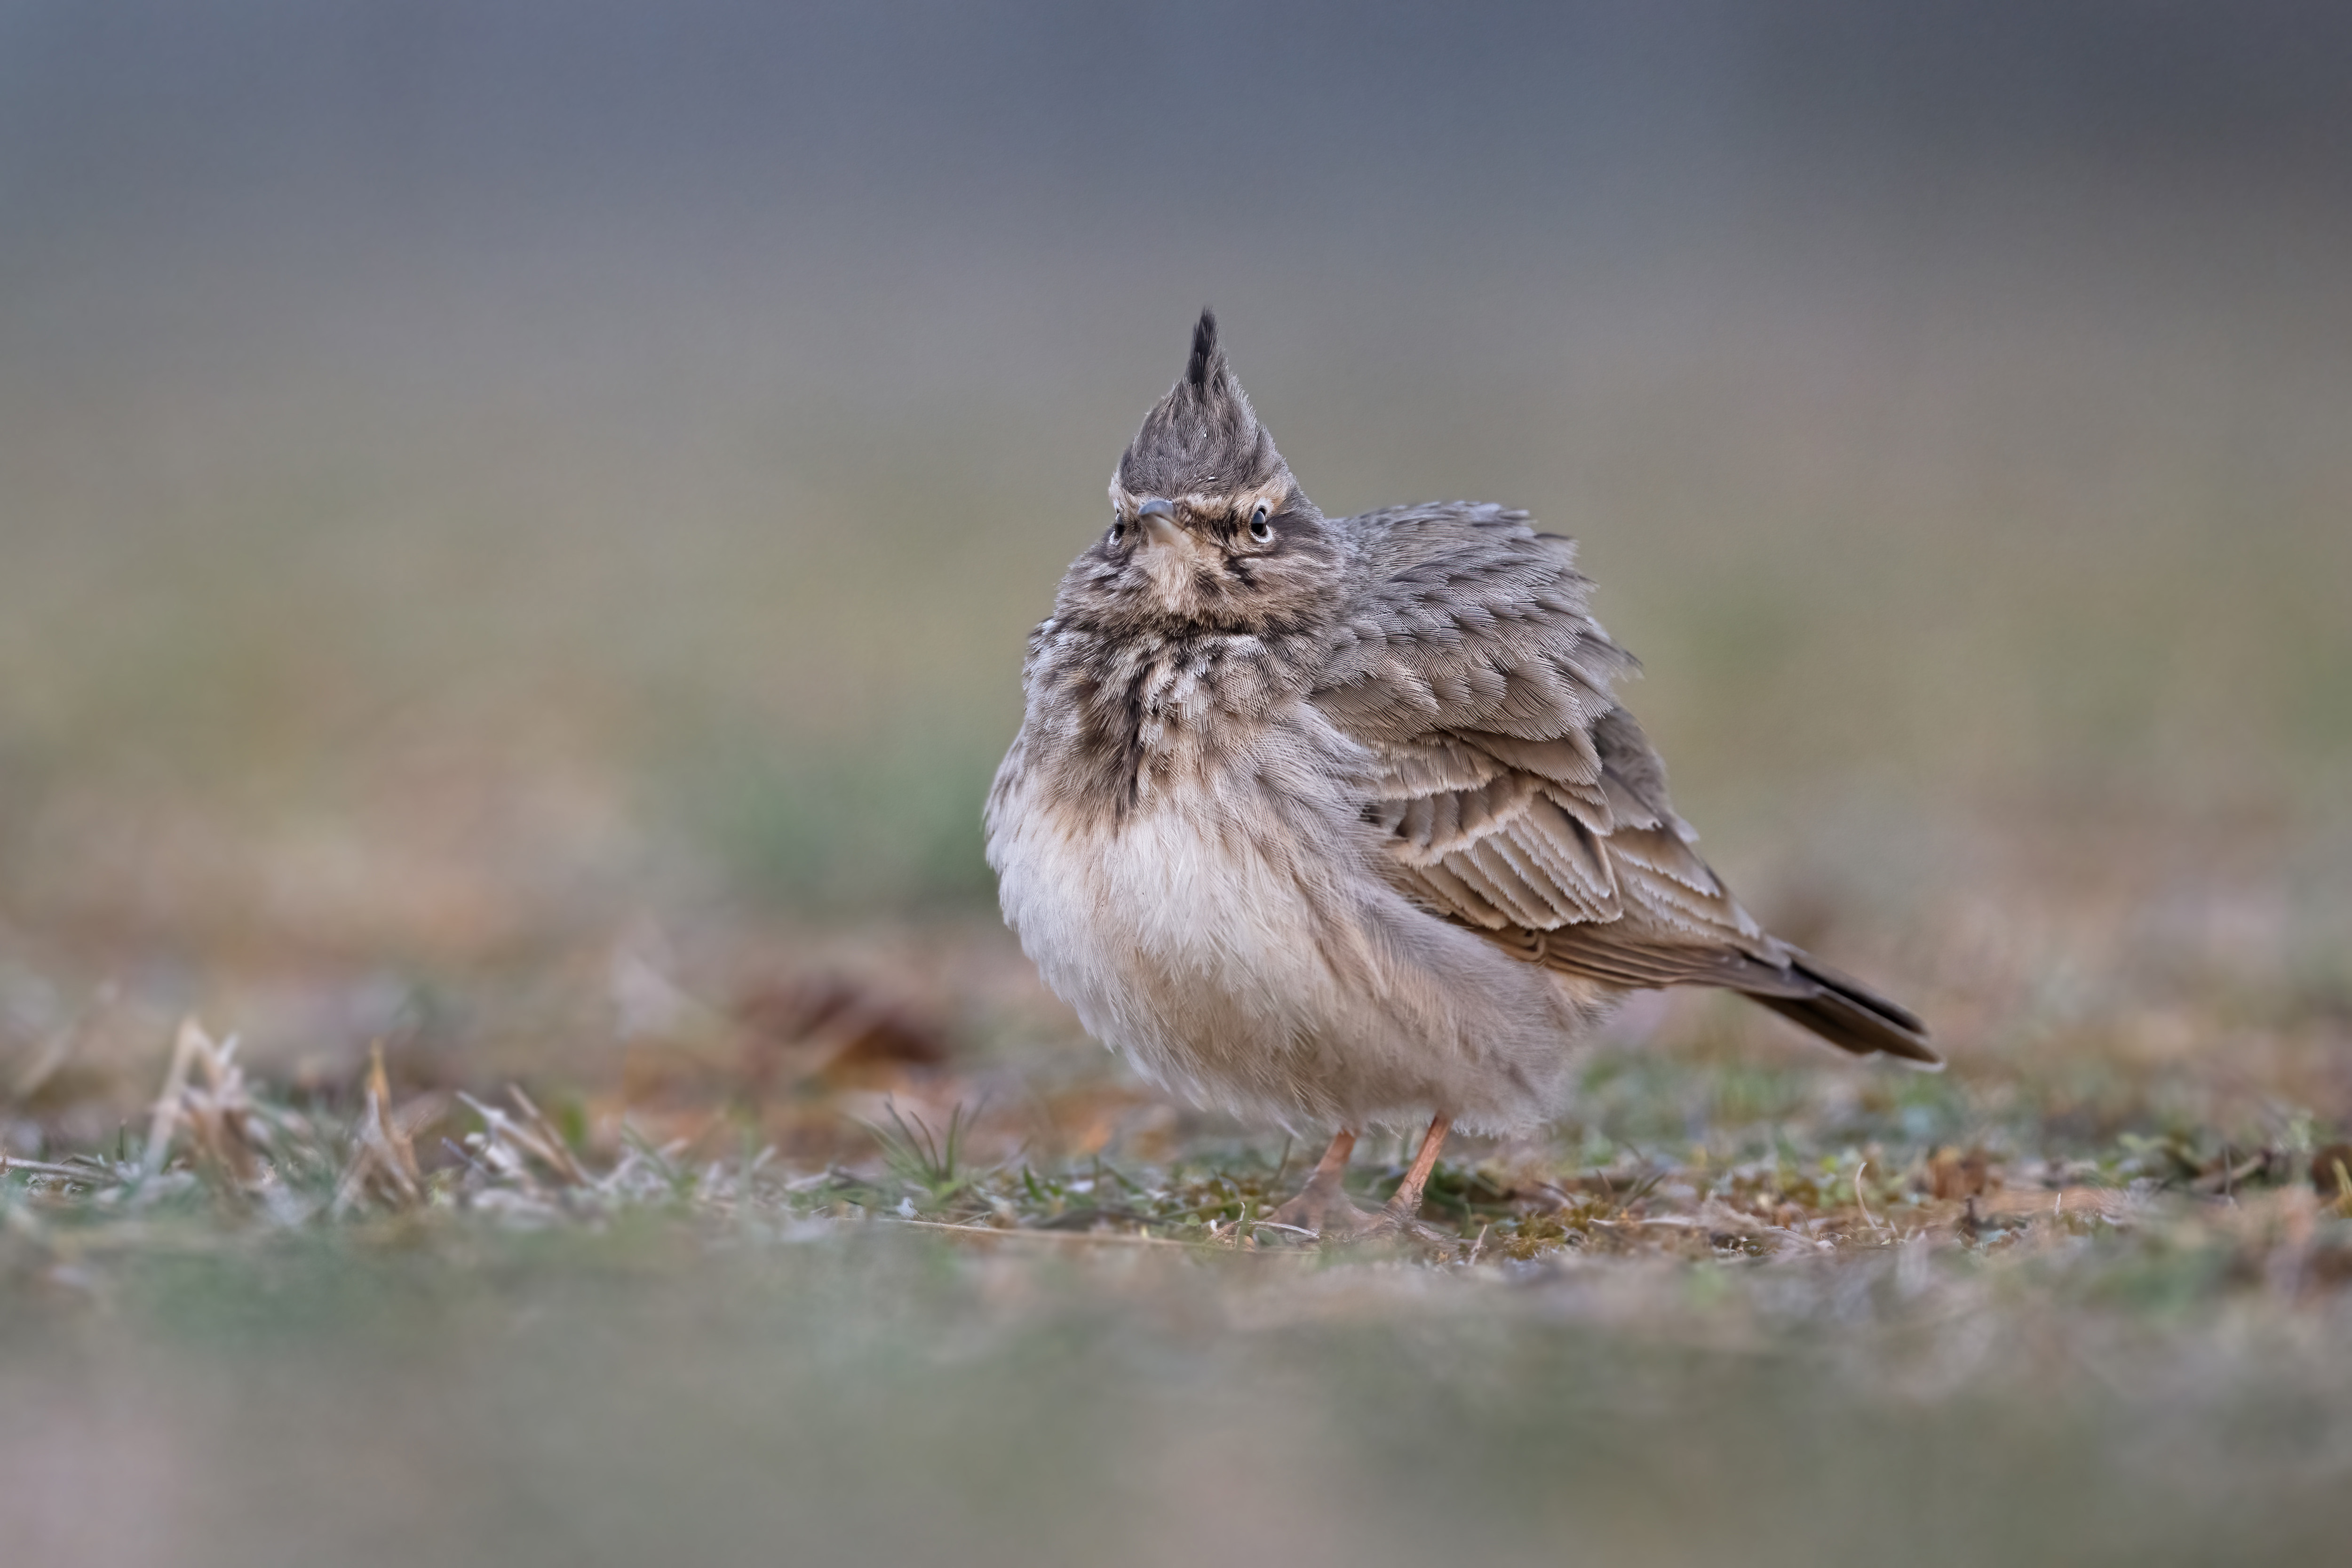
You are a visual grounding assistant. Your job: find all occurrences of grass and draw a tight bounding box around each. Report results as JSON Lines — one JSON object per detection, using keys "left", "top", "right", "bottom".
{"left": 5, "top": 1010, "right": 2352, "bottom": 1568}
{"left": 3, "top": 758, "right": 2349, "bottom": 1568}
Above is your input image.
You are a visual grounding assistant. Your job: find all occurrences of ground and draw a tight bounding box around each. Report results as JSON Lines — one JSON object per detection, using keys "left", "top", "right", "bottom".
{"left": 4, "top": 856, "right": 2350, "bottom": 1566}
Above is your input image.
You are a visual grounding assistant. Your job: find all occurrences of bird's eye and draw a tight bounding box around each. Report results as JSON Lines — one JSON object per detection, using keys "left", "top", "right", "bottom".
{"left": 1248, "top": 503, "right": 1272, "bottom": 542}
{"left": 1109, "top": 514, "right": 1125, "bottom": 543}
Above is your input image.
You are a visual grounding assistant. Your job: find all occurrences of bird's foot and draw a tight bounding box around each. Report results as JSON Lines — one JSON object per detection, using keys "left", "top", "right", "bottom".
{"left": 1263, "top": 1186, "right": 1450, "bottom": 1248}
{"left": 1257, "top": 1120, "right": 1458, "bottom": 1250}
{"left": 1264, "top": 1180, "right": 1383, "bottom": 1242}
{"left": 1353, "top": 1198, "right": 1458, "bottom": 1249}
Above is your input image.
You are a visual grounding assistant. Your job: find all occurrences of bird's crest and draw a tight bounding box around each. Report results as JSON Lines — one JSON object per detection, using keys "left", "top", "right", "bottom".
{"left": 1184, "top": 309, "right": 1227, "bottom": 399}
{"left": 1118, "top": 309, "right": 1289, "bottom": 500}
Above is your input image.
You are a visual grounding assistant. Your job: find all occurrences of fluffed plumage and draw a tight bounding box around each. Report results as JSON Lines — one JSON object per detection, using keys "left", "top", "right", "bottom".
{"left": 986, "top": 310, "right": 1932, "bottom": 1188}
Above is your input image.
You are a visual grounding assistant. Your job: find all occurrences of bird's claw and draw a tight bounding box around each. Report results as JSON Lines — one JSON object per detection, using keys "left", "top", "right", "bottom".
{"left": 1263, "top": 1192, "right": 1451, "bottom": 1249}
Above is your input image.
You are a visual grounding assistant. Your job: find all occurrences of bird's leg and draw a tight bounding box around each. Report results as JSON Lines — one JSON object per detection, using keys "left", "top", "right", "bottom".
{"left": 1266, "top": 1128, "right": 1379, "bottom": 1238}
{"left": 1383, "top": 1113, "right": 1453, "bottom": 1224}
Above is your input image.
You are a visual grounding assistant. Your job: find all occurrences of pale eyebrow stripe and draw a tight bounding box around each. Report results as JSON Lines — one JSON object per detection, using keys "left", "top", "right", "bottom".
{"left": 1110, "top": 486, "right": 1287, "bottom": 516}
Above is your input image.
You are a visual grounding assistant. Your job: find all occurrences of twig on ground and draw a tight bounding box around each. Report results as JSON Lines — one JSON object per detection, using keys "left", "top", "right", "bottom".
{"left": 899, "top": 1218, "right": 1205, "bottom": 1250}
{"left": 1246, "top": 1219, "right": 1319, "bottom": 1239}
{"left": 141, "top": 1019, "right": 206, "bottom": 1178}
{"left": 0, "top": 1155, "right": 98, "bottom": 1181}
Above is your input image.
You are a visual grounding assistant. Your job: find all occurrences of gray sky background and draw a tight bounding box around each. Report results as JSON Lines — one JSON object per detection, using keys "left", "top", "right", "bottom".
{"left": 9, "top": 3, "right": 2348, "bottom": 421}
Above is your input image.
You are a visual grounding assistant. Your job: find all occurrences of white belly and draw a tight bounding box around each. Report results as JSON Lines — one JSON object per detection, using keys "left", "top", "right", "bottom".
{"left": 994, "top": 787, "right": 1339, "bottom": 1064}
{"left": 987, "top": 756, "right": 1610, "bottom": 1133}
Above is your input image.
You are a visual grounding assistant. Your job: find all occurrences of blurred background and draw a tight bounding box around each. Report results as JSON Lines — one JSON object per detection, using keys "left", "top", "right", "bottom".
{"left": 2, "top": 0, "right": 2349, "bottom": 1116}
{"left": 7, "top": 8, "right": 2352, "bottom": 1566}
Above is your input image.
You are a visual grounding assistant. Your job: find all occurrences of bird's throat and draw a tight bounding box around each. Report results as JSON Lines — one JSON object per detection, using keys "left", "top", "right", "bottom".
{"left": 1136, "top": 532, "right": 1218, "bottom": 616}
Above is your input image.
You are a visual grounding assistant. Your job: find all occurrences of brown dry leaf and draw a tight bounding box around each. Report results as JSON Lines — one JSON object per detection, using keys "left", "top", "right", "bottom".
{"left": 731, "top": 971, "right": 948, "bottom": 1094}
{"left": 611, "top": 970, "right": 949, "bottom": 1116}
{"left": 1975, "top": 1186, "right": 2135, "bottom": 1223}
{"left": 1925, "top": 1146, "right": 1999, "bottom": 1201}
{"left": 2309, "top": 1143, "right": 2352, "bottom": 1211}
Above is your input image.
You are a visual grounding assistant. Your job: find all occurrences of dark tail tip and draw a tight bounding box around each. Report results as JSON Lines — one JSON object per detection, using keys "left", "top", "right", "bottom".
{"left": 1747, "top": 955, "right": 1940, "bottom": 1069}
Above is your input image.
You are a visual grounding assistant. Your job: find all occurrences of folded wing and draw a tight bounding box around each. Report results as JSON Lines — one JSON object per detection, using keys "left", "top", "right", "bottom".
{"left": 1313, "top": 503, "right": 1936, "bottom": 1066}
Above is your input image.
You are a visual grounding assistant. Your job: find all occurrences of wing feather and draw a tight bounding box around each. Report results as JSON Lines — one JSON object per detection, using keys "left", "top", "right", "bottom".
{"left": 1317, "top": 501, "right": 1936, "bottom": 1065}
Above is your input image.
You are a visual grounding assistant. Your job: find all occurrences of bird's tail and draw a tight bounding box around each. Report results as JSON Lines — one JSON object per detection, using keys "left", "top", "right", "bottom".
{"left": 1741, "top": 954, "right": 1940, "bottom": 1068}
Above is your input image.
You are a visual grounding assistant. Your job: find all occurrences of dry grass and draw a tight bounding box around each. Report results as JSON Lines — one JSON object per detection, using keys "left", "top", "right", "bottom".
{"left": 4, "top": 972, "right": 2351, "bottom": 1568}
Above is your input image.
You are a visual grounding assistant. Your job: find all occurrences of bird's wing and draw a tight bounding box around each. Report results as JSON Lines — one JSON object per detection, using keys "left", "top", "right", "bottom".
{"left": 1311, "top": 503, "right": 1935, "bottom": 1063}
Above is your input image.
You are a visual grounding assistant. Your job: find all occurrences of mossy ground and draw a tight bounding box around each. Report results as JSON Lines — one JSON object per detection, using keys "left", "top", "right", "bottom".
{"left": 6, "top": 958, "right": 2350, "bottom": 1568}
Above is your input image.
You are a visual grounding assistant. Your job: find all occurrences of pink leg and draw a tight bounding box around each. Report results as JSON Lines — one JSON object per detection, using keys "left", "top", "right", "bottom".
{"left": 1267, "top": 1128, "right": 1378, "bottom": 1237}
{"left": 1384, "top": 1114, "right": 1453, "bottom": 1221}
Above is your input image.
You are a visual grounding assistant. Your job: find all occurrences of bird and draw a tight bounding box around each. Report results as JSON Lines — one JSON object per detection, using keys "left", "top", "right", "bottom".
{"left": 985, "top": 310, "right": 1934, "bottom": 1239}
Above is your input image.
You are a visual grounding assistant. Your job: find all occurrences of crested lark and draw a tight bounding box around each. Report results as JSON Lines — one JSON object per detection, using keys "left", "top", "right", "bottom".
{"left": 986, "top": 311, "right": 1934, "bottom": 1239}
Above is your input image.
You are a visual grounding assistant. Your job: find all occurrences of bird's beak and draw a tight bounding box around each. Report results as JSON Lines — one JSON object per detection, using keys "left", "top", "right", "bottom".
{"left": 1136, "top": 497, "right": 1184, "bottom": 548}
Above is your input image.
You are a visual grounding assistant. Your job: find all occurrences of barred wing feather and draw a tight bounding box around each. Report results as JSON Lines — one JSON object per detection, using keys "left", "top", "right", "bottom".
{"left": 1314, "top": 502, "right": 1936, "bottom": 1066}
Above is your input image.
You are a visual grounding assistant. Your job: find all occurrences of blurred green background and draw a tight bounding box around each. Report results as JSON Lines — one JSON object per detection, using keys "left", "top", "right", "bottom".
{"left": 6, "top": 8, "right": 2352, "bottom": 1566}
{"left": 4, "top": 2, "right": 2347, "bottom": 963}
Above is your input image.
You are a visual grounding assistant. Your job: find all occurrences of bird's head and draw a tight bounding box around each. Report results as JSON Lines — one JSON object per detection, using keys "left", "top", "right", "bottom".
{"left": 1074, "top": 310, "right": 1337, "bottom": 633}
